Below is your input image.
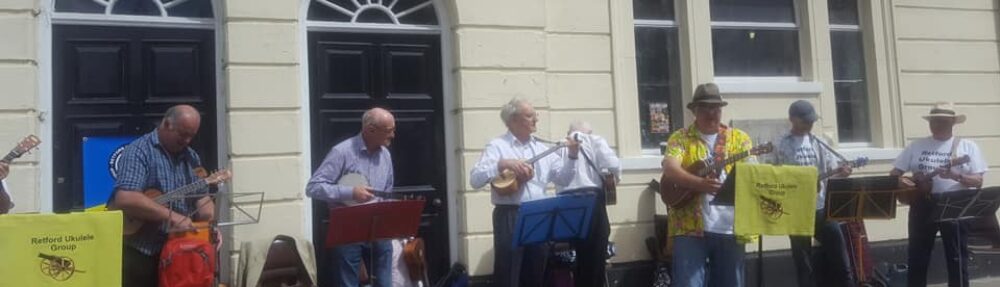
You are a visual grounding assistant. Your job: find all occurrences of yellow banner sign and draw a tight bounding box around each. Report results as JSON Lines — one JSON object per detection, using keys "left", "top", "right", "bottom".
{"left": 0, "top": 211, "right": 122, "bottom": 286}
{"left": 735, "top": 163, "right": 818, "bottom": 237}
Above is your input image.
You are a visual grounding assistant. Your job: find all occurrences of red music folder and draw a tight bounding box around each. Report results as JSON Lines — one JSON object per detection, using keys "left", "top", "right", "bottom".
{"left": 325, "top": 199, "right": 425, "bottom": 248}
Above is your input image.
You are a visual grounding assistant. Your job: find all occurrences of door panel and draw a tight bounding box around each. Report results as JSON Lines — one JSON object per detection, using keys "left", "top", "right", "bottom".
{"left": 309, "top": 32, "right": 448, "bottom": 284}
{"left": 53, "top": 25, "right": 216, "bottom": 212}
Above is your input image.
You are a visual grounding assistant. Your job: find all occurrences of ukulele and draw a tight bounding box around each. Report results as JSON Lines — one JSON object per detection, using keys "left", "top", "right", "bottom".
{"left": 819, "top": 157, "right": 870, "bottom": 181}
{"left": 111, "top": 169, "right": 232, "bottom": 235}
{"left": 0, "top": 135, "right": 41, "bottom": 214}
{"left": 403, "top": 237, "right": 430, "bottom": 285}
{"left": 490, "top": 142, "right": 567, "bottom": 196}
{"left": 337, "top": 173, "right": 422, "bottom": 206}
{"left": 660, "top": 142, "right": 774, "bottom": 208}
{"left": 897, "top": 155, "right": 971, "bottom": 205}
{"left": 602, "top": 172, "right": 617, "bottom": 205}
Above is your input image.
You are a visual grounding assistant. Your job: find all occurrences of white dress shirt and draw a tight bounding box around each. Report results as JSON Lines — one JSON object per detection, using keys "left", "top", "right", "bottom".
{"left": 555, "top": 133, "right": 621, "bottom": 193}
{"left": 469, "top": 132, "right": 578, "bottom": 205}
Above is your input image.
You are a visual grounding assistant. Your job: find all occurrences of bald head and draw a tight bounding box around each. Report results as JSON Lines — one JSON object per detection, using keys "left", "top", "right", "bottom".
{"left": 165, "top": 105, "right": 201, "bottom": 129}
{"left": 362, "top": 107, "right": 394, "bottom": 130}
{"left": 568, "top": 120, "right": 593, "bottom": 134}
{"left": 158, "top": 104, "right": 201, "bottom": 154}
{"left": 361, "top": 107, "right": 396, "bottom": 150}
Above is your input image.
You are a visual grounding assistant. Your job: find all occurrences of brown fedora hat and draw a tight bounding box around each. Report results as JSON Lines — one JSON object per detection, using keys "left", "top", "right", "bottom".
{"left": 686, "top": 83, "right": 728, "bottom": 109}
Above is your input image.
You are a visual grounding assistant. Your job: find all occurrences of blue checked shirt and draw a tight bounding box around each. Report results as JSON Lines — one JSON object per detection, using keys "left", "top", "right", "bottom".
{"left": 112, "top": 130, "right": 204, "bottom": 256}
{"left": 306, "top": 134, "right": 394, "bottom": 207}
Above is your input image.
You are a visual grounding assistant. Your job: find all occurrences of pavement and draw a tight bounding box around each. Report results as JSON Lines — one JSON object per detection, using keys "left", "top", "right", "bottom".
{"left": 929, "top": 277, "right": 1000, "bottom": 287}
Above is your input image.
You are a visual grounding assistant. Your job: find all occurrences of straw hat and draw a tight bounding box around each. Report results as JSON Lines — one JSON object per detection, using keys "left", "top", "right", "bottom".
{"left": 921, "top": 102, "right": 966, "bottom": 124}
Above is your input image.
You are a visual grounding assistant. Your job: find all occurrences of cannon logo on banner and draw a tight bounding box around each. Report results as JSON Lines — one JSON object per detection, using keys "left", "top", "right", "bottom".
{"left": 735, "top": 163, "right": 818, "bottom": 237}
{"left": 0, "top": 211, "right": 122, "bottom": 286}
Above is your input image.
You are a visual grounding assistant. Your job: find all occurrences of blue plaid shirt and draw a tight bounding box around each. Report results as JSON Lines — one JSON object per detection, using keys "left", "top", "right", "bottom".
{"left": 112, "top": 130, "right": 203, "bottom": 256}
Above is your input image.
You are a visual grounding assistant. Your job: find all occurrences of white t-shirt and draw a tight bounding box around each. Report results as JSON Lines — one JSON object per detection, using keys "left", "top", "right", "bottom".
{"left": 700, "top": 132, "right": 736, "bottom": 235}
{"left": 775, "top": 134, "right": 839, "bottom": 210}
{"left": 893, "top": 137, "right": 988, "bottom": 193}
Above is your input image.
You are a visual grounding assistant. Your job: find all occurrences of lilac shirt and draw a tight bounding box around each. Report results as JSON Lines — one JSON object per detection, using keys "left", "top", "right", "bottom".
{"left": 306, "top": 134, "right": 394, "bottom": 207}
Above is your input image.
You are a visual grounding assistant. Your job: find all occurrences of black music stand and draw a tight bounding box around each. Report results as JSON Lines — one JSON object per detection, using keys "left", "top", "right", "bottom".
{"left": 826, "top": 176, "right": 899, "bottom": 221}
{"left": 326, "top": 200, "right": 425, "bottom": 286}
{"left": 930, "top": 187, "right": 1000, "bottom": 222}
{"left": 709, "top": 164, "right": 738, "bottom": 206}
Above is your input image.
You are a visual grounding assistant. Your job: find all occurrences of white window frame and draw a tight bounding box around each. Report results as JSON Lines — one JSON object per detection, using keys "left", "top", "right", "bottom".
{"left": 829, "top": 19, "right": 873, "bottom": 146}
{"left": 51, "top": 0, "right": 215, "bottom": 29}
{"left": 634, "top": 16, "right": 680, "bottom": 156}
{"left": 710, "top": 0, "right": 804, "bottom": 82}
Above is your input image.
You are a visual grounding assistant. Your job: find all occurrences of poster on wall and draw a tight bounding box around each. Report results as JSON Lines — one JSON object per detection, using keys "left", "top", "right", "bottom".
{"left": 82, "top": 136, "right": 138, "bottom": 211}
{"left": 649, "top": 102, "right": 670, "bottom": 134}
{"left": 0, "top": 211, "right": 123, "bottom": 286}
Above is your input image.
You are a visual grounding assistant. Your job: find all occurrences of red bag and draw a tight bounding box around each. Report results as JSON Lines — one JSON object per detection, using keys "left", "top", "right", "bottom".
{"left": 159, "top": 236, "right": 216, "bottom": 287}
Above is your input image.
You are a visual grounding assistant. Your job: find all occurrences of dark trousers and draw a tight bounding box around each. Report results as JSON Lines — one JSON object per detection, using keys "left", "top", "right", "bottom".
{"left": 788, "top": 209, "right": 856, "bottom": 287}
{"left": 493, "top": 204, "right": 548, "bottom": 287}
{"left": 908, "top": 198, "right": 970, "bottom": 287}
{"left": 571, "top": 189, "right": 611, "bottom": 287}
{"left": 122, "top": 246, "right": 159, "bottom": 287}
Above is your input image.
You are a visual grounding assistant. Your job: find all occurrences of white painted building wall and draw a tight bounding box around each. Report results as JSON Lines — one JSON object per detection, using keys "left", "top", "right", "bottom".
{"left": 0, "top": 0, "right": 997, "bottom": 279}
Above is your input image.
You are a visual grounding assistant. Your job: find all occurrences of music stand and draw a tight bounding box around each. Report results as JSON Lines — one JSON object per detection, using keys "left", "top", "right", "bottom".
{"left": 930, "top": 187, "right": 1000, "bottom": 222}
{"left": 325, "top": 200, "right": 425, "bottom": 286}
{"left": 512, "top": 192, "right": 597, "bottom": 249}
{"left": 710, "top": 164, "right": 738, "bottom": 206}
{"left": 826, "top": 176, "right": 899, "bottom": 221}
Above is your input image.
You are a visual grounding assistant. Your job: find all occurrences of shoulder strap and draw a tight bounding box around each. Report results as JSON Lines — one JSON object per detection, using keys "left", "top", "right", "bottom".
{"left": 950, "top": 137, "right": 961, "bottom": 159}
{"left": 581, "top": 148, "right": 603, "bottom": 182}
{"left": 713, "top": 127, "right": 728, "bottom": 162}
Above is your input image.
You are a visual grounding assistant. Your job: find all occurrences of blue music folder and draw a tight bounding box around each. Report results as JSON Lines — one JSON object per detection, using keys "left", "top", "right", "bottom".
{"left": 512, "top": 190, "right": 597, "bottom": 248}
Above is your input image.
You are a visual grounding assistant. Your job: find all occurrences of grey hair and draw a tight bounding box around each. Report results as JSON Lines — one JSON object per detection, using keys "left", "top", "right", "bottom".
{"left": 568, "top": 120, "right": 593, "bottom": 134}
{"left": 361, "top": 109, "right": 380, "bottom": 128}
{"left": 500, "top": 97, "right": 531, "bottom": 125}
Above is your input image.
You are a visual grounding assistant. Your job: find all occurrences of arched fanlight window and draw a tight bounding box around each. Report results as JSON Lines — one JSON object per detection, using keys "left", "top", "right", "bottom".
{"left": 55, "top": 0, "right": 213, "bottom": 18}
{"left": 309, "top": 0, "right": 437, "bottom": 26}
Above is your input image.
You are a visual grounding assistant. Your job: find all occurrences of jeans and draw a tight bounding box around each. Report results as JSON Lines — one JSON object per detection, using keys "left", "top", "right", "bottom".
{"left": 329, "top": 240, "right": 392, "bottom": 287}
{"left": 788, "top": 209, "right": 856, "bottom": 287}
{"left": 122, "top": 246, "right": 158, "bottom": 287}
{"left": 671, "top": 233, "right": 746, "bottom": 287}
{"left": 908, "top": 198, "right": 970, "bottom": 287}
{"left": 493, "top": 204, "right": 548, "bottom": 287}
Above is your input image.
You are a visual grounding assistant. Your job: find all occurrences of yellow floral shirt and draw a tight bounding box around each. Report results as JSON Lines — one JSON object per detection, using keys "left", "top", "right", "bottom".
{"left": 664, "top": 124, "right": 756, "bottom": 242}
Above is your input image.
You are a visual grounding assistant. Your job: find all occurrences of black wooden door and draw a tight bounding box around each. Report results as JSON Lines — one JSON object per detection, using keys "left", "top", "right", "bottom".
{"left": 52, "top": 25, "right": 217, "bottom": 212}
{"left": 308, "top": 32, "right": 448, "bottom": 284}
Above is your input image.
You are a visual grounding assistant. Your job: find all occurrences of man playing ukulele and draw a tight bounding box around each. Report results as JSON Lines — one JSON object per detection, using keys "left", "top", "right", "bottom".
{"left": 109, "top": 105, "right": 215, "bottom": 287}
{"left": 660, "top": 83, "right": 755, "bottom": 287}
{"left": 891, "top": 102, "right": 987, "bottom": 287}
